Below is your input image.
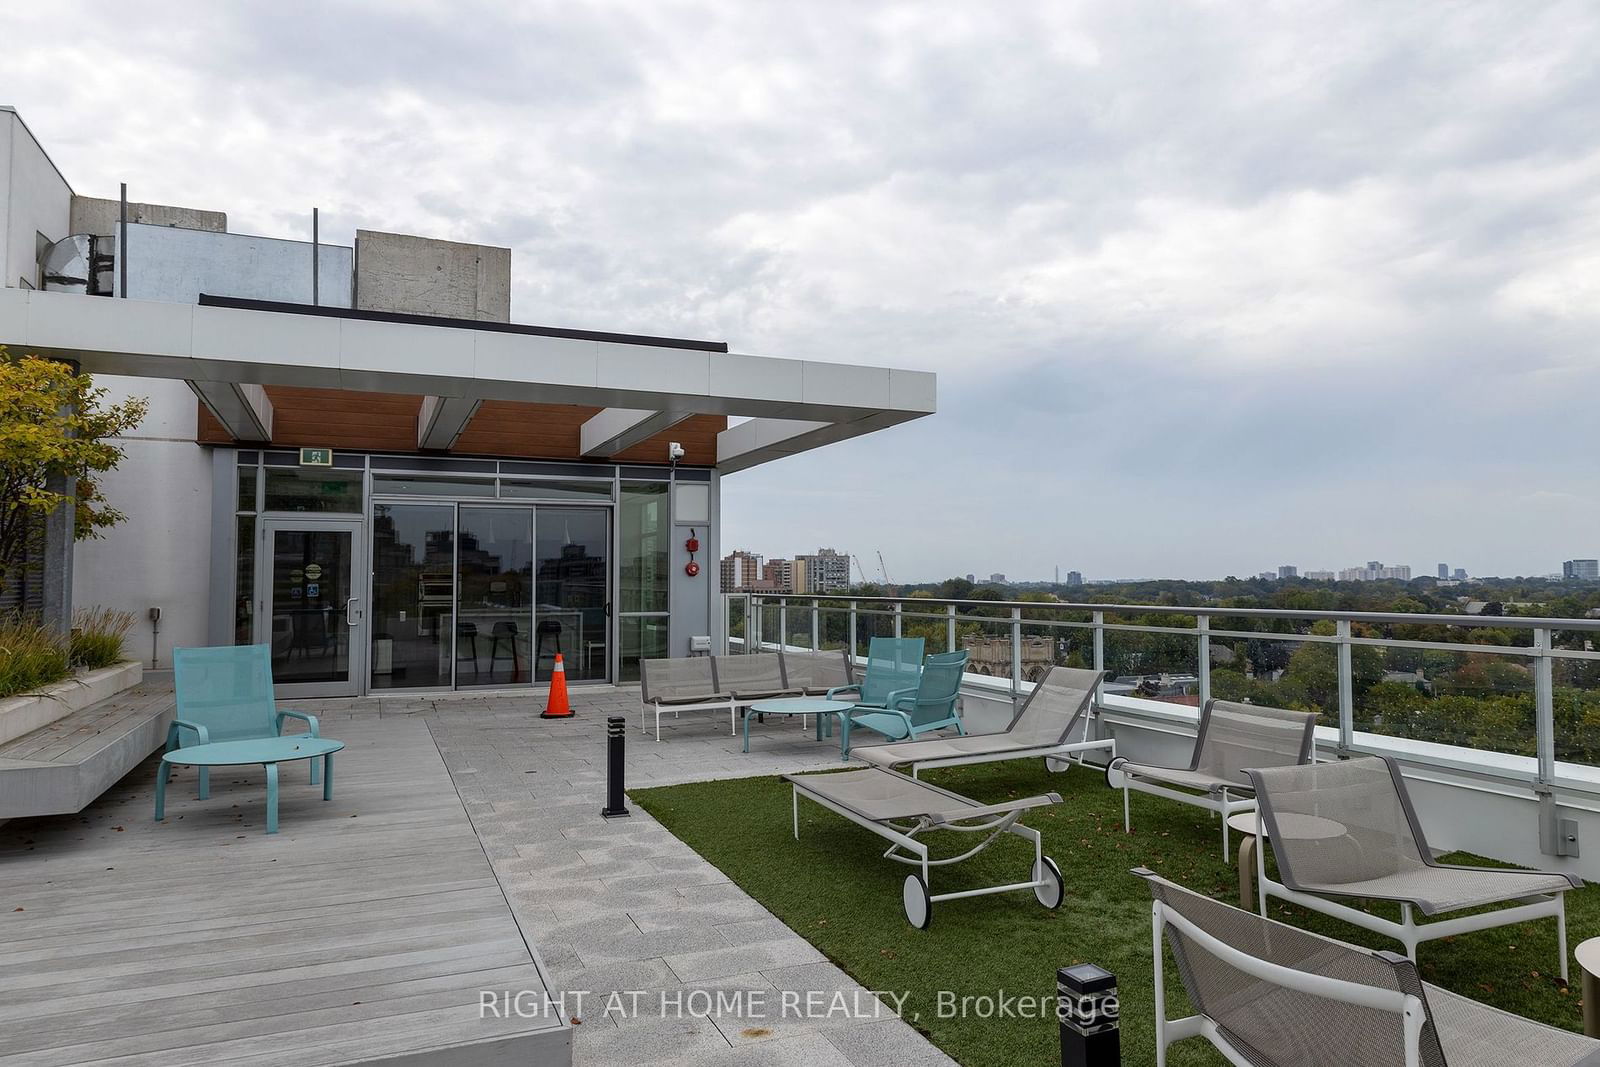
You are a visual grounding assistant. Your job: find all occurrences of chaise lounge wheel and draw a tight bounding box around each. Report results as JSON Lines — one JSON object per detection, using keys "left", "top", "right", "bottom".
{"left": 1033, "top": 856, "right": 1065, "bottom": 909}
{"left": 1105, "top": 756, "right": 1129, "bottom": 790}
{"left": 903, "top": 873, "right": 932, "bottom": 929}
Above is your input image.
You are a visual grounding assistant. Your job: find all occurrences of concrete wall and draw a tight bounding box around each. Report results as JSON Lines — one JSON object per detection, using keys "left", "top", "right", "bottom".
{"left": 0, "top": 108, "right": 73, "bottom": 291}
{"left": 69, "top": 195, "right": 225, "bottom": 237}
{"left": 115, "top": 223, "right": 353, "bottom": 306}
{"left": 355, "top": 230, "right": 510, "bottom": 321}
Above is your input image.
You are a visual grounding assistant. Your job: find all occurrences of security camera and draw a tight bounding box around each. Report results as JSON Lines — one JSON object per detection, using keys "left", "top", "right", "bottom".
{"left": 667, "top": 441, "right": 686, "bottom": 462}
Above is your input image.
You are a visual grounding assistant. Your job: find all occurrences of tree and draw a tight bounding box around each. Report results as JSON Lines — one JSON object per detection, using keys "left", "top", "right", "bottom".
{"left": 0, "top": 350, "right": 147, "bottom": 592}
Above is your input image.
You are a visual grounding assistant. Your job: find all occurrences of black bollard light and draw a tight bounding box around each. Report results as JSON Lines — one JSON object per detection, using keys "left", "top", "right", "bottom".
{"left": 600, "top": 716, "right": 630, "bottom": 819}
{"left": 1058, "top": 963, "right": 1120, "bottom": 1067}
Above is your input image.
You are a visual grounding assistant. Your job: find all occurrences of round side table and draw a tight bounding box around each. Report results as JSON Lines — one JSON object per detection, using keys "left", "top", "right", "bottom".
{"left": 1575, "top": 938, "right": 1600, "bottom": 1037}
{"left": 1226, "top": 811, "right": 1347, "bottom": 911}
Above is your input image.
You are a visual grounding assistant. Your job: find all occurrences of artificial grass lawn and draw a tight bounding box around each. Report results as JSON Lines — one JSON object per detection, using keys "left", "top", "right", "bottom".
{"left": 633, "top": 760, "right": 1595, "bottom": 1067}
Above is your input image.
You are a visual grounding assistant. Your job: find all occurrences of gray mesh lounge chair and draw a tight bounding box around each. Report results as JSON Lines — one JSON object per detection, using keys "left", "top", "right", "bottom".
{"left": 852, "top": 666, "right": 1110, "bottom": 777}
{"left": 784, "top": 767, "right": 1066, "bottom": 929}
{"left": 1106, "top": 699, "right": 1317, "bottom": 859}
{"left": 1248, "top": 755, "right": 1582, "bottom": 981}
{"left": 1137, "top": 866, "right": 1600, "bottom": 1067}
{"left": 639, "top": 657, "right": 734, "bottom": 741}
{"left": 780, "top": 648, "right": 853, "bottom": 696}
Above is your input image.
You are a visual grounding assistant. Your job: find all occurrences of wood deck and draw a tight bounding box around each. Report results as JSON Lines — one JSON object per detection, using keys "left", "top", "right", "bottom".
{"left": 0, "top": 715, "right": 570, "bottom": 1066}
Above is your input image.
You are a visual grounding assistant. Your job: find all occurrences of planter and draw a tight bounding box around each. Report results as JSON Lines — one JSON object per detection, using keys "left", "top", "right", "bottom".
{"left": 0, "top": 661, "right": 144, "bottom": 747}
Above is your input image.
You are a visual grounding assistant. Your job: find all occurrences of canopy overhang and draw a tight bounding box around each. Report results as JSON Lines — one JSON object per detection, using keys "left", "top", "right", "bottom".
{"left": 0, "top": 288, "right": 935, "bottom": 472}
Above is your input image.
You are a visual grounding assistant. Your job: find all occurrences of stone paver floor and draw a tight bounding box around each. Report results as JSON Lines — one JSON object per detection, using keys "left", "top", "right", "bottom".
{"left": 299, "top": 686, "right": 958, "bottom": 1067}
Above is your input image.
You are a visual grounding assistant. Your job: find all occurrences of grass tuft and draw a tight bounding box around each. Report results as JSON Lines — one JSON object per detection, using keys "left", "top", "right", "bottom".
{"left": 0, "top": 616, "right": 71, "bottom": 699}
{"left": 69, "top": 606, "right": 134, "bottom": 670}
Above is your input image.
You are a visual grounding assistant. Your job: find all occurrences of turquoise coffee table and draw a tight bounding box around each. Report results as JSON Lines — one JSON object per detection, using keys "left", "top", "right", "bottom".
{"left": 155, "top": 735, "right": 345, "bottom": 834}
{"left": 745, "top": 698, "right": 857, "bottom": 753}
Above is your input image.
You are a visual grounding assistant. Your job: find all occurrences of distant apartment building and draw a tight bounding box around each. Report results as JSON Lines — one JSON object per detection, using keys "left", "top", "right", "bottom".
{"left": 721, "top": 550, "right": 764, "bottom": 591}
{"left": 1453, "top": 568, "right": 1468, "bottom": 581}
{"left": 794, "top": 548, "right": 851, "bottom": 593}
{"left": 762, "top": 558, "right": 796, "bottom": 592}
{"left": 1337, "top": 562, "right": 1412, "bottom": 582}
{"left": 1066, "top": 570, "right": 1083, "bottom": 586}
{"left": 989, "top": 572, "right": 1006, "bottom": 583}
{"left": 1258, "top": 571, "right": 1276, "bottom": 581}
{"left": 1438, "top": 563, "right": 1450, "bottom": 579}
{"left": 1304, "top": 570, "right": 1336, "bottom": 581}
{"left": 966, "top": 573, "right": 977, "bottom": 583}
{"left": 1278, "top": 565, "right": 1297, "bottom": 579}
{"left": 1565, "top": 559, "right": 1600, "bottom": 581}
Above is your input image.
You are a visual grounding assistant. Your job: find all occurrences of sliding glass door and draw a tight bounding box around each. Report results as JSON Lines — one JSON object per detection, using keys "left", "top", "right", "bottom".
{"left": 534, "top": 508, "right": 609, "bottom": 683}
{"left": 369, "top": 503, "right": 455, "bottom": 690}
{"left": 457, "top": 506, "right": 535, "bottom": 687}
{"left": 369, "top": 502, "right": 610, "bottom": 690}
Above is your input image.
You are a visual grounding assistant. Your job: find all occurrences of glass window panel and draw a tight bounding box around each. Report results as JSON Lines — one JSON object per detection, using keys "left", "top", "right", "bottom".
{"left": 535, "top": 508, "right": 609, "bottom": 683}
{"left": 499, "top": 480, "right": 614, "bottom": 501}
{"left": 370, "top": 503, "right": 455, "bottom": 689}
{"left": 234, "top": 516, "right": 255, "bottom": 644}
{"left": 620, "top": 482, "right": 668, "bottom": 614}
{"left": 372, "top": 476, "right": 496, "bottom": 497}
{"left": 264, "top": 468, "right": 363, "bottom": 513}
{"left": 456, "top": 506, "right": 535, "bottom": 688}
{"left": 237, "top": 466, "right": 258, "bottom": 512}
{"left": 619, "top": 616, "right": 669, "bottom": 683}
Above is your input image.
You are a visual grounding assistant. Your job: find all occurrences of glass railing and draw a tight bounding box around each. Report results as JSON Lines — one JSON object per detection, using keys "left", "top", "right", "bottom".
{"left": 724, "top": 593, "right": 1600, "bottom": 784}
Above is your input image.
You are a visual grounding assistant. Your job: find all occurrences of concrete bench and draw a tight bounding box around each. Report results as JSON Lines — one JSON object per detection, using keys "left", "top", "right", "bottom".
{"left": 0, "top": 680, "right": 174, "bottom": 819}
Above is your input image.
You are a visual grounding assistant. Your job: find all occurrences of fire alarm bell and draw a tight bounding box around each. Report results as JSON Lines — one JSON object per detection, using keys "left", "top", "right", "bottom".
{"left": 685, "top": 561, "right": 701, "bottom": 577}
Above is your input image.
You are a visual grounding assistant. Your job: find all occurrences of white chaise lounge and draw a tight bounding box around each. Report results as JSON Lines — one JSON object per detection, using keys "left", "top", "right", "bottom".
{"left": 784, "top": 766, "right": 1066, "bottom": 929}
{"left": 851, "top": 665, "right": 1109, "bottom": 777}
{"left": 1248, "top": 755, "right": 1583, "bottom": 981}
{"left": 1138, "top": 866, "right": 1600, "bottom": 1066}
{"left": 1106, "top": 698, "right": 1317, "bottom": 860}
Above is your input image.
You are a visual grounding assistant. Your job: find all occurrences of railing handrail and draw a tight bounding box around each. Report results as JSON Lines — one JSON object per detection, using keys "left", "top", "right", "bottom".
{"left": 732, "top": 593, "right": 1600, "bottom": 631}
{"left": 723, "top": 590, "right": 1598, "bottom": 862}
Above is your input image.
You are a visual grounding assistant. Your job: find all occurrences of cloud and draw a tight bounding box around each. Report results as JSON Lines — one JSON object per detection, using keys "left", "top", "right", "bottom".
{"left": 4, "top": 0, "right": 1598, "bottom": 578}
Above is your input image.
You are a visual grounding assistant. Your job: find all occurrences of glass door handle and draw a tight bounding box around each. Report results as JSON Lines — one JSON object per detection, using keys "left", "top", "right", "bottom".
{"left": 346, "top": 597, "right": 362, "bottom": 625}
{"left": 605, "top": 602, "right": 612, "bottom": 618}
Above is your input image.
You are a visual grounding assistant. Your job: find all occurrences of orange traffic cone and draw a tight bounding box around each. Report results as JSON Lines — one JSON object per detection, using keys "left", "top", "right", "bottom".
{"left": 540, "top": 653, "right": 573, "bottom": 719}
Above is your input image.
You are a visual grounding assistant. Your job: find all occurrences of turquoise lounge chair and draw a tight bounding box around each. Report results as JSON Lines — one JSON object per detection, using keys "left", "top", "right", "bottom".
{"left": 839, "top": 649, "right": 968, "bottom": 760}
{"left": 827, "top": 636, "right": 925, "bottom": 711}
{"left": 168, "top": 644, "right": 326, "bottom": 799}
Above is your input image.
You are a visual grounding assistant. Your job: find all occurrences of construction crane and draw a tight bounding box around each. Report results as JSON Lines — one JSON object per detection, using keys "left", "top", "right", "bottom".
{"left": 876, "top": 550, "right": 893, "bottom": 588}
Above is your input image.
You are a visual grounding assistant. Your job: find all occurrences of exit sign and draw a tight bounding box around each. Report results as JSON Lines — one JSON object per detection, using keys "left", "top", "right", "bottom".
{"left": 299, "top": 447, "right": 333, "bottom": 467}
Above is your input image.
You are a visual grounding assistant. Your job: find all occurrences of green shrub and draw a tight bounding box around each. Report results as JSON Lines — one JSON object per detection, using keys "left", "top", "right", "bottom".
{"left": 70, "top": 606, "right": 134, "bottom": 670}
{"left": 0, "top": 617, "right": 71, "bottom": 698}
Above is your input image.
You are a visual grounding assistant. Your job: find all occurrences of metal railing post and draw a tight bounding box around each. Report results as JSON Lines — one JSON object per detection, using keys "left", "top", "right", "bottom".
{"left": 1010, "top": 607, "right": 1023, "bottom": 706}
{"left": 1534, "top": 627, "right": 1556, "bottom": 787}
{"left": 779, "top": 598, "right": 789, "bottom": 653}
{"left": 751, "top": 596, "right": 763, "bottom": 654}
{"left": 894, "top": 601, "right": 903, "bottom": 638}
{"left": 811, "top": 599, "right": 820, "bottom": 651}
{"left": 849, "top": 600, "right": 858, "bottom": 660}
{"left": 1532, "top": 627, "right": 1572, "bottom": 856}
{"left": 946, "top": 603, "right": 957, "bottom": 654}
{"left": 1336, "top": 619, "right": 1354, "bottom": 753}
{"left": 1197, "top": 615, "right": 1211, "bottom": 708}
{"left": 1092, "top": 611, "right": 1105, "bottom": 672}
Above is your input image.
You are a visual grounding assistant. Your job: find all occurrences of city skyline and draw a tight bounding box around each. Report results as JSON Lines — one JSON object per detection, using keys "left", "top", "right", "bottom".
{"left": 718, "top": 545, "right": 1600, "bottom": 586}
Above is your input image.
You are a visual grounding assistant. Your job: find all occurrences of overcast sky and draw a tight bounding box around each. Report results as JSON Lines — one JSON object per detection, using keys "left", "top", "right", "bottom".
{"left": 6, "top": 2, "right": 1598, "bottom": 581}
